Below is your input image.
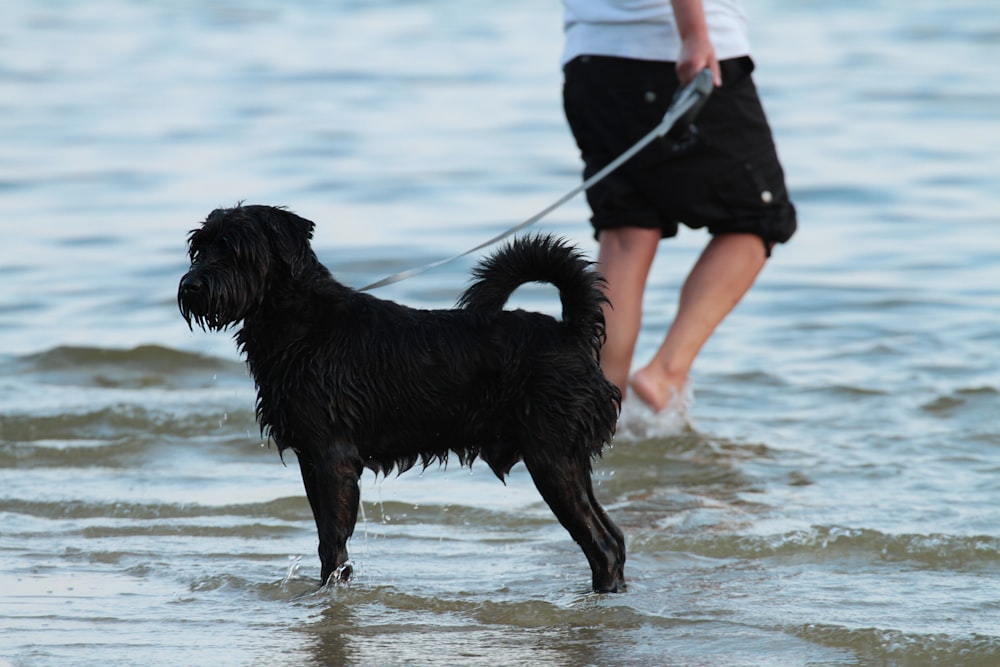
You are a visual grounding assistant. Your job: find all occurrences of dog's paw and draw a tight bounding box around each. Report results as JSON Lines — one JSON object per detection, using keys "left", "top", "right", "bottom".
{"left": 322, "top": 561, "right": 354, "bottom": 588}
{"left": 335, "top": 561, "right": 353, "bottom": 582}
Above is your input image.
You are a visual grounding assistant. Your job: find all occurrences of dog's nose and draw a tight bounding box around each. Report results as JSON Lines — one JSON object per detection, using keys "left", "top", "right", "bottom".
{"left": 179, "top": 273, "right": 202, "bottom": 295}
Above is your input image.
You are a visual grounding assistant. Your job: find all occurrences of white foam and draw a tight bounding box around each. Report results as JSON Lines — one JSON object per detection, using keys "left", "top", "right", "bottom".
{"left": 615, "top": 386, "right": 694, "bottom": 441}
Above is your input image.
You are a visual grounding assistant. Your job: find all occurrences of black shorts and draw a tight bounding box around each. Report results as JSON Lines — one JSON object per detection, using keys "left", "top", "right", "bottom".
{"left": 563, "top": 55, "right": 796, "bottom": 248}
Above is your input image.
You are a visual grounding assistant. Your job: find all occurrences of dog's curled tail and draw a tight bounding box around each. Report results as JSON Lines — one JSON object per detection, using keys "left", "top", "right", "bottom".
{"left": 458, "top": 234, "right": 609, "bottom": 352}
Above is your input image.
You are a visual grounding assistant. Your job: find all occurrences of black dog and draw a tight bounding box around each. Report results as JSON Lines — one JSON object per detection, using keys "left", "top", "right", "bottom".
{"left": 178, "top": 205, "right": 625, "bottom": 592}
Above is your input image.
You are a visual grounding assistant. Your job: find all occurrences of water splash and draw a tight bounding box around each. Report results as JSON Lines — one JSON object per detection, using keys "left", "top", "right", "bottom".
{"left": 615, "top": 388, "right": 694, "bottom": 442}
{"left": 280, "top": 555, "right": 303, "bottom": 589}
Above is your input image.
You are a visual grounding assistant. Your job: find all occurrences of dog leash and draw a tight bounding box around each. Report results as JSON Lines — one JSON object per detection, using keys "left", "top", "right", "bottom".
{"left": 359, "top": 68, "right": 715, "bottom": 292}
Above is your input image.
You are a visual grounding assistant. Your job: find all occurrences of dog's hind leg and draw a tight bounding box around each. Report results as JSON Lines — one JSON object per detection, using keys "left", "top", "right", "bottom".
{"left": 295, "top": 445, "right": 363, "bottom": 586}
{"left": 522, "top": 451, "right": 626, "bottom": 593}
{"left": 588, "top": 482, "right": 626, "bottom": 575}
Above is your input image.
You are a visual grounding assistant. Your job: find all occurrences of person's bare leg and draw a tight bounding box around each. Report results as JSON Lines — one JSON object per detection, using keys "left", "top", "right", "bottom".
{"left": 595, "top": 227, "right": 661, "bottom": 397}
{"left": 631, "top": 233, "right": 768, "bottom": 411}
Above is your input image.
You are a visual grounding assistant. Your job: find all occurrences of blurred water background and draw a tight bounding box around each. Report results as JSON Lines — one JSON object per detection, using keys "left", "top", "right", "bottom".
{"left": 2, "top": 1, "right": 999, "bottom": 665}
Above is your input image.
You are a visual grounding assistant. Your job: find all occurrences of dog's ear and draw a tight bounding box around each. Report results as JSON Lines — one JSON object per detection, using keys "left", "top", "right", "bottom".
{"left": 262, "top": 207, "right": 316, "bottom": 280}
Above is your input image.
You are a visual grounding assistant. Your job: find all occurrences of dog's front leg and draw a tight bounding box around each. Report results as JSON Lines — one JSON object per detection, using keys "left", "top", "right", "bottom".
{"left": 295, "top": 444, "right": 363, "bottom": 586}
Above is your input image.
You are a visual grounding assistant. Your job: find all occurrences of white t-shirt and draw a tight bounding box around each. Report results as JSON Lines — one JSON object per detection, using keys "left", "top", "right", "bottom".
{"left": 561, "top": 0, "right": 751, "bottom": 66}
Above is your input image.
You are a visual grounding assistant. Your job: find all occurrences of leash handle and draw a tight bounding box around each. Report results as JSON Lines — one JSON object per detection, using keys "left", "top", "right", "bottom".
{"left": 663, "top": 67, "right": 714, "bottom": 139}
{"left": 360, "top": 69, "right": 715, "bottom": 292}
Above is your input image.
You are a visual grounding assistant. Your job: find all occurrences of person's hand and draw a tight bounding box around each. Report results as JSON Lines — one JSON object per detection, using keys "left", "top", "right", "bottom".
{"left": 670, "top": 0, "right": 722, "bottom": 86}
{"left": 677, "top": 33, "right": 721, "bottom": 86}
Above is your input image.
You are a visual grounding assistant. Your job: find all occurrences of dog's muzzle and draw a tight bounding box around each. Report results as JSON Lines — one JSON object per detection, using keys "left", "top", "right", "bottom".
{"left": 178, "top": 273, "right": 202, "bottom": 297}
{"left": 178, "top": 272, "right": 207, "bottom": 328}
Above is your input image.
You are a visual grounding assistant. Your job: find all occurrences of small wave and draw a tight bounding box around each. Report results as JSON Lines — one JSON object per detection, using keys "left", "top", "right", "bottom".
{"left": 0, "top": 496, "right": 311, "bottom": 523}
{"left": 0, "top": 405, "right": 257, "bottom": 448}
{"left": 605, "top": 427, "right": 773, "bottom": 474}
{"left": 357, "top": 500, "right": 551, "bottom": 532}
{"left": 187, "top": 573, "right": 260, "bottom": 594}
{"left": 794, "top": 623, "right": 1000, "bottom": 665}
{"left": 470, "top": 597, "right": 654, "bottom": 630}
{"left": 18, "top": 344, "right": 234, "bottom": 370}
{"left": 0, "top": 435, "right": 146, "bottom": 467}
{"left": 78, "top": 521, "right": 303, "bottom": 540}
{"left": 9, "top": 344, "right": 245, "bottom": 389}
{"left": 630, "top": 525, "right": 1000, "bottom": 570}
{"left": 921, "top": 385, "right": 999, "bottom": 415}
{"left": 295, "top": 582, "right": 662, "bottom": 632}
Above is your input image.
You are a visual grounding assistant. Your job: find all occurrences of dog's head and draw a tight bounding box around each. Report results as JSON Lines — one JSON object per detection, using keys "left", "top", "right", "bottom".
{"left": 178, "top": 204, "right": 316, "bottom": 330}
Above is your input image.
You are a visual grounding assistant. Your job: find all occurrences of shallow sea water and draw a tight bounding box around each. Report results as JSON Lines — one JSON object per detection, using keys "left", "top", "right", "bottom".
{"left": 2, "top": 1, "right": 999, "bottom": 665}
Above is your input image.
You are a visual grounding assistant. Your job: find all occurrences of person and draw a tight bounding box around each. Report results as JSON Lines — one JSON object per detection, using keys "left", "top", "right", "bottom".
{"left": 561, "top": 0, "right": 797, "bottom": 413}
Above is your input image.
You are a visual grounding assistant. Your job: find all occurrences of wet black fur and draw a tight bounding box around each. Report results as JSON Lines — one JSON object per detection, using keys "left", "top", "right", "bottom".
{"left": 178, "top": 204, "right": 625, "bottom": 592}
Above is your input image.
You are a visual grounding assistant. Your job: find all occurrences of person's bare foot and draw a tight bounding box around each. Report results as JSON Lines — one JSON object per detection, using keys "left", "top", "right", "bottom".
{"left": 630, "top": 367, "right": 688, "bottom": 413}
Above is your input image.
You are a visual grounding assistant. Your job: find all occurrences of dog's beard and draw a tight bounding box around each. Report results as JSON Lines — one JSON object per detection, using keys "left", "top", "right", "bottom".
{"left": 178, "top": 270, "right": 262, "bottom": 331}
